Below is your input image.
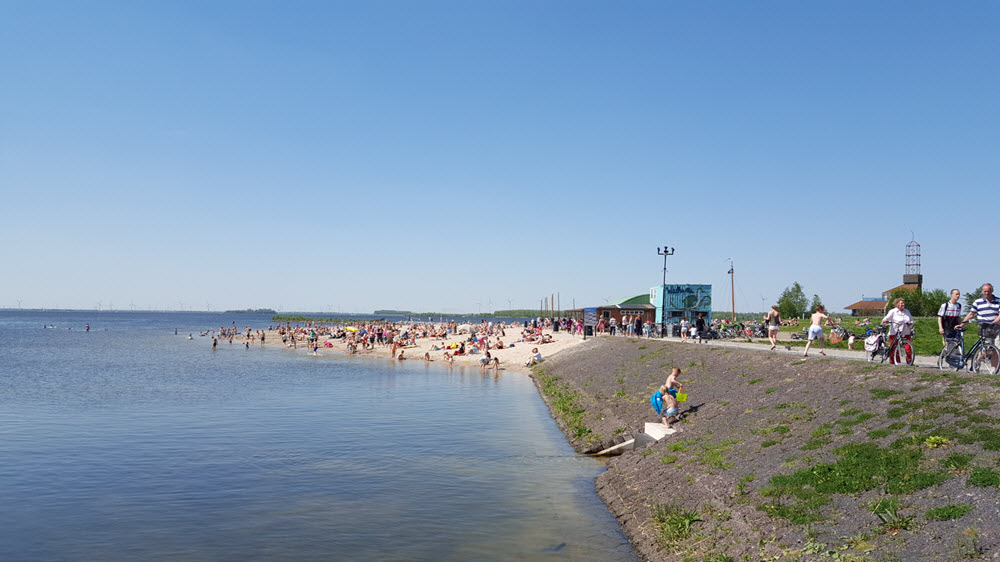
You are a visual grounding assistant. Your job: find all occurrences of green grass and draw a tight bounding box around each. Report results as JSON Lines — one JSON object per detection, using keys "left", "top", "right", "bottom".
{"left": 695, "top": 439, "right": 743, "bottom": 469}
{"left": 837, "top": 413, "right": 877, "bottom": 427}
{"left": 867, "top": 429, "right": 892, "bottom": 439}
{"left": 801, "top": 438, "right": 832, "bottom": 450}
{"left": 967, "top": 467, "right": 1000, "bottom": 487}
{"left": 926, "top": 504, "right": 973, "bottom": 521}
{"left": 760, "top": 425, "right": 790, "bottom": 435}
{"left": 811, "top": 424, "right": 833, "bottom": 438}
{"left": 536, "top": 370, "right": 591, "bottom": 439}
{"left": 870, "top": 388, "right": 904, "bottom": 399}
{"left": 759, "top": 442, "right": 950, "bottom": 524}
{"left": 748, "top": 378, "right": 764, "bottom": 385}
{"left": 942, "top": 453, "right": 975, "bottom": 471}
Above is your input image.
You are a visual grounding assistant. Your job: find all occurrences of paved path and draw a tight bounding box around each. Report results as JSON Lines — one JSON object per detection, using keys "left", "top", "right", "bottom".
{"left": 608, "top": 332, "right": 943, "bottom": 369}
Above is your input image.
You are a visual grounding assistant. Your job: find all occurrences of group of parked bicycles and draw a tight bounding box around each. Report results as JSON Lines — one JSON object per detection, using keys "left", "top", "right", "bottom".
{"left": 697, "top": 322, "right": 768, "bottom": 340}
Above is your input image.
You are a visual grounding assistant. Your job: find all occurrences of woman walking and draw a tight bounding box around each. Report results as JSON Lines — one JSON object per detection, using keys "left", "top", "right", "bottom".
{"left": 765, "top": 305, "right": 782, "bottom": 350}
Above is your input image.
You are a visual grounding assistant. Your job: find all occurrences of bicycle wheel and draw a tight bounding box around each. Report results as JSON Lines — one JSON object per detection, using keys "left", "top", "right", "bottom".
{"left": 879, "top": 340, "right": 891, "bottom": 364}
{"left": 890, "top": 340, "right": 903, "bottom": 365}
{"left": 938, "top": 341, "right": 964, "bottom": 371}
{"left": 971, "top": 344, "right": 1000, "bottom": 375}
{"left": 896, "top": 340, "right": 914, "bottom": 366}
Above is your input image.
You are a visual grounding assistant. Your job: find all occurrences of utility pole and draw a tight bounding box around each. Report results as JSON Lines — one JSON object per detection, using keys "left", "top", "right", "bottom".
{"left": 727, "top": 259, "right": 735, "bottom": 323}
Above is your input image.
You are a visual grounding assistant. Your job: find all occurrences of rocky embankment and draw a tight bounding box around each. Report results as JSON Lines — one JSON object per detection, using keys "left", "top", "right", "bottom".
{"left": 531, "top": 337, "right": 1000, "bottom": 561}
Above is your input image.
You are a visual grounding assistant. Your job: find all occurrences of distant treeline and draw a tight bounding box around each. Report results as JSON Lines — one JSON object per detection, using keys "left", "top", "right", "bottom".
{"left": 226, "top": 308, "right": 277, "bottom": 314}
{"left": 376, "top": 309, "right": 548, "bottom": 318}
{"left": 273, "top": 311, "right": 549, "bottom": 322}
{"left": 413, "top": 309, "right": 550, "bottom": 318}
{"left": 272, "top": 315, "right": 363, "bottom": 323}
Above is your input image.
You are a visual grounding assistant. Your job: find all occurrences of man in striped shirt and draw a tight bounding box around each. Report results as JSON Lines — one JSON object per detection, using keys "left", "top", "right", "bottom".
{"left": 961, "top": 283, "right": 1000, "bottom": 344}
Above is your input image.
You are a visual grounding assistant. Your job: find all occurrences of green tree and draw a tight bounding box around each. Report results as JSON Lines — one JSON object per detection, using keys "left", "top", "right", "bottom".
{"left": 924, "top": 289, "right": 948, "bottom": 316}
{"left": 810, "top": 294, "right": 824, "bottom": 313}
{"left": 777, "top": 282, "right": 808, "bottom": 319}
{"left": 887, "top": 287, "right": 923, "bottom": 316}
{"left": 966, "top": 287, "right": 984, "bottom": 309}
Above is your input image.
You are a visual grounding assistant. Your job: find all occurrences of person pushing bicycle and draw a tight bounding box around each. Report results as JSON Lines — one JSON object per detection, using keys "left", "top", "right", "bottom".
{"left": 881, "top": 298, "right": 914, "bottom": 365}
{"left": 959, "top": 283, "right": 1000, "bottom": 345}
{"left": 938, "top": 289, "right": 964, "bottom": 344}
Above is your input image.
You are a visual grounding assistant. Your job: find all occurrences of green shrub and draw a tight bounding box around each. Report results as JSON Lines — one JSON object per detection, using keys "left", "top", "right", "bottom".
{"left": 651, "top": 503, "right": 703, "bottom": 546}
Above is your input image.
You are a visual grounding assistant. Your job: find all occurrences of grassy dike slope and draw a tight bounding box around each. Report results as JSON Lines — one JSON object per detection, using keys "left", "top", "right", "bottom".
{"left": 529, "top": 337, "right": 1000, "bottom": 561}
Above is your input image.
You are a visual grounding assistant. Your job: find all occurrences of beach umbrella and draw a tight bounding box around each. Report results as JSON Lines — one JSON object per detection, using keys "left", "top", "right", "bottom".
{"left": 457, "top": 323, "right": 474, "bottom": 333}
{"left": 345, "top": 326, "right": 359, "bottom": 332}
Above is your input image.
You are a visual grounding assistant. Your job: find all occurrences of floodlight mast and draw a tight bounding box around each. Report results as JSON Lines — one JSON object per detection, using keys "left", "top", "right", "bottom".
{"left": 657, "top": 246, "right": 675, "bottom": 334}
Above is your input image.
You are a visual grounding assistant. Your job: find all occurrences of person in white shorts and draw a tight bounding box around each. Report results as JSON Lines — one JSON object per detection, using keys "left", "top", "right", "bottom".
{"left": 804, "top": 305, "right": 830, "bottom": 357}
{"left": 765, "top": 305, "right": 782, "bottom": 350}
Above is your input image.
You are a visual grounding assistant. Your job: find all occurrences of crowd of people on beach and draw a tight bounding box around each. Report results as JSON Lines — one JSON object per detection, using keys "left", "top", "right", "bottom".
{"left": 252, "top": 317, "right": 576, "bottom": 370}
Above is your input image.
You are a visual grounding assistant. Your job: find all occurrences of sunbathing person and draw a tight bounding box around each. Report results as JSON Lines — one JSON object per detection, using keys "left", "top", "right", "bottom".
{"left": 525, "top": 348, "right": 542, "bottom": 367}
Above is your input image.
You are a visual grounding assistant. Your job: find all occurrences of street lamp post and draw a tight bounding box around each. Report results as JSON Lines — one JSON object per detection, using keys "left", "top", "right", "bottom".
{"left": 657, "top": 246, "right": 674, "bottom": 336}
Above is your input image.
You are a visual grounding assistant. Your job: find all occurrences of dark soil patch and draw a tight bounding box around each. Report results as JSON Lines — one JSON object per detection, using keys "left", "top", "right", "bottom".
{"left": 531, "top": 337, "right": 1000, "bottom": 561}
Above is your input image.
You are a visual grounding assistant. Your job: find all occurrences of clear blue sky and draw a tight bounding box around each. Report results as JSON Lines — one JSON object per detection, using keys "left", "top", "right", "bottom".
{"left": 2, "top": 1, "right": 997, "bottom": 314}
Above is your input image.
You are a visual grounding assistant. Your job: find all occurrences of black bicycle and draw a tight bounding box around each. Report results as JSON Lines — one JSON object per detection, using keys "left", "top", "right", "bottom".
{"left": 937, "top": 323, "right": 1000, "bottom": 374}
{"left": 865, "top": 325, "right": 913, "bottom": 365}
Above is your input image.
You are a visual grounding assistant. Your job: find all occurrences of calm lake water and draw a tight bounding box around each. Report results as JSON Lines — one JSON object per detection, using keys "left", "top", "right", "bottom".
{"left": 0, "top": 311, "right": 635, "bottom": 561}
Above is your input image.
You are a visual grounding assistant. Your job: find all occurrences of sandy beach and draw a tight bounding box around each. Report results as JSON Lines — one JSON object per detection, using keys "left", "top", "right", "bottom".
{"left": 261, "top": 322, "right": 586, "bottom": 373}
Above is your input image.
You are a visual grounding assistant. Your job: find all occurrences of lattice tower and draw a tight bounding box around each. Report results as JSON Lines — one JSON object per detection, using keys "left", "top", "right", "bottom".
{"left": 905, "top": 239, "right": 921, "bottom": 275}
